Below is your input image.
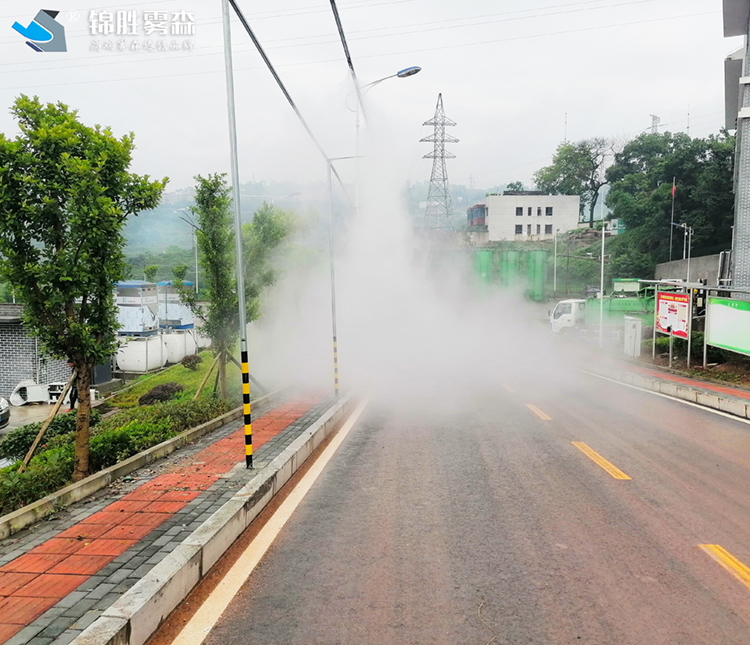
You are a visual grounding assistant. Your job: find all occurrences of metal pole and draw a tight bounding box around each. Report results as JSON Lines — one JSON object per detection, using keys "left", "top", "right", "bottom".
{"left": 652, "top": 315, "right": 656, "bottom": 360}
{"left": 687, "top": 289, "right": 693, "bottom": 369}
{"left": 222, "top": 0, "right": 252, "bottom": 468}
{"left": 669, "top": 177, "right": 676, "bottom": 262}
{"left": 354, "top": 103, "right": 360, "bottom": 219}
{"left": 194, "top": 228, "right": 199, "bottom": 295}
{"left": 669, "top": 332, "right": 673, "bottom": 369}
{"left": 553, "top": 230, "right": 558, "bottom": 293}
{"left": 327, "top": 162, "right": 340, "bottom": 398}
{"left": 599, "top": 222, "right": 605, "bottom": 347}
{"left": 703, "top": 296, "right": 709, "bottom": 369}
{"left": 683, "top": 226, "right": 687, "bottom": 260}
{"left": 687, "top": 227, "right": 692, "bottom": 283}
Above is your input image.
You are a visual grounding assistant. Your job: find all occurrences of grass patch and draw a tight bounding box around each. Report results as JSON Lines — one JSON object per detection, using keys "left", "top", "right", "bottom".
{"left": 110, "top": 351, "right": 244, "bottom": 407}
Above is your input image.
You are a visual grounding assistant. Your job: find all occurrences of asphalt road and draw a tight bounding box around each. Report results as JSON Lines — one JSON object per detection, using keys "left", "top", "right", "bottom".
{"left": 177, "top": 367, "right": 750, "bottom": 644}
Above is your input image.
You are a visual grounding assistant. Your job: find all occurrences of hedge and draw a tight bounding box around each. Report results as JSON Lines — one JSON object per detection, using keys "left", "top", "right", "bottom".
{"left": 0, "top": 397, "right": 233, "bottom": 516}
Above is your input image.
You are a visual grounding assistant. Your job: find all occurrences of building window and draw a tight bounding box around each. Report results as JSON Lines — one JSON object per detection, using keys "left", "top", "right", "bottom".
{"left": 536, "top": 224, "right": 541, "bottom": 235}
{"left": 515, "top": 224, "right": 523, "bottom": 234}
{"left": 537, "top": 207, "right": 542, "bottom": 216}
{"left": 545, "top": 224, "right": 553, "bottom": 234}
{"left": 528, "top": 207, "right": 532, "bottom": 216}
{"left": 515, "top": 207, "right": 523, "bottom": 217}
{"left": 527, "top": 224, "right": 531, "bottom": 235}
{"left": 546, "top": 206, "right": 553, "bottom": 216}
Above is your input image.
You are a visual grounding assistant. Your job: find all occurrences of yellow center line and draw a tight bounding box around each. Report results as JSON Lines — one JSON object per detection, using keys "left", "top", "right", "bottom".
{"left": 572, "top": 441, "right": 631, "bottom": 480}
{"left": 699, "top": 544, "right": 750, "bottom": 591}
{"left": 526, "top": 403, "right": 552, "bottom": 421}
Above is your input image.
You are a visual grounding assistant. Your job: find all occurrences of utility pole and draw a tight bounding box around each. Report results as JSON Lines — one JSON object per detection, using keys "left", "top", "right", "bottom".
{"left": 221, "top": 0, "right": 252, "bottom": 469}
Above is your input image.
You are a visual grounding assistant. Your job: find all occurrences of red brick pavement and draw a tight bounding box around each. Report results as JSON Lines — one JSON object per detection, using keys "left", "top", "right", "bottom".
{"left": 0, "top": 396, "right": 319, "bottom": 643}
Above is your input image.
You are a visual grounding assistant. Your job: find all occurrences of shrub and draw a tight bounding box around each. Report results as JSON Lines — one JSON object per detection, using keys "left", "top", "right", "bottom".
{"left": 181, "top": 354, "right": 203, "bottom": 371}
{"left": 0, "top": 410, "right": 101, "bottom": 462}
{"left": 0, "top": 445, "right": 74, "bottom": 515}
{"left": 0, "top": 397, "right": 232, "bottom": 515}
{"left": 138, "top": 382, "right": 184, "bottom": 406}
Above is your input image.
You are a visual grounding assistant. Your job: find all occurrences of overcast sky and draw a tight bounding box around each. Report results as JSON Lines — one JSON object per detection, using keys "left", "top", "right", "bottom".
{"left": 0, "top": 0, "right": 743, "bottom": 195}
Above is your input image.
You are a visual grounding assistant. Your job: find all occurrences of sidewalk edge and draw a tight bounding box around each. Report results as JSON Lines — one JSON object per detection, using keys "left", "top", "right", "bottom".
{"left": 0, "top": 388, "right": 291, "bottom": 541}
{"left": 71, "top": 394, "right": 355, "bottom": 645}
{"left": 582, "top": 366, "right": 750, "bottom": 419}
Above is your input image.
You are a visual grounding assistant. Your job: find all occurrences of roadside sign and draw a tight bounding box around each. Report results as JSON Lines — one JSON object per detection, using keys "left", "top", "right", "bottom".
{"left": 706, "top": 297, "right": 750, "bottom": 357}
{"left": 655, "top": 291, "right": 690, "bottom": 339}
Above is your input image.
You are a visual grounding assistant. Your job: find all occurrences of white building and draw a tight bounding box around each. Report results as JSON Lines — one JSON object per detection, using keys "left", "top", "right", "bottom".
{"left": 484, "top": 192, "right": 581, "bottom": 242}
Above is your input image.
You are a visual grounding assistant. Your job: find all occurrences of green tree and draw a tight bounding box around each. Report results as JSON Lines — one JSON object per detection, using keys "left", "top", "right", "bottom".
{"left": 534, "top": 138, "right": 615, "bottom": 227}
{"left": 0, "top": 95, "right": 166, "bottom": 480}
{"left": 242, "top": 201, "right": 294, "bottom": 322}
{"left": 172, "top": 264, "right": 188, "bottom": 281}
{"left": 505, "top": 181, "right": 526, "bottom": 192}
{"left": 181, "top": 180, "right": 293, "bottom": 398}
{"left": 605, "top": 131, "right": 734, "bottom": 278}
{"left": 143, "top": 264, "right": 159, "bottom": 282}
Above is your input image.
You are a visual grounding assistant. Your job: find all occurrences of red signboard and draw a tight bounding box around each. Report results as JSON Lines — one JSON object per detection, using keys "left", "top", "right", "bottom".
{"left": 655, "top": 291, "right": 690, "bottom": 339}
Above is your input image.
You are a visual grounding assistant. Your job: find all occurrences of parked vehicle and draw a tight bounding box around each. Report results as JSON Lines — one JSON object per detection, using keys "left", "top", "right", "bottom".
{"left": 549, "top": 299, "right": 587, "bottom": 334}
{"left": 0, "top": 397, "right": 10, "bottom": 429}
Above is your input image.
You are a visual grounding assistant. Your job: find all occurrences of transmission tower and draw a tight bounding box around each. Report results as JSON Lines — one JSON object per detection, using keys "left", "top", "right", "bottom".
{"left": 421, "top": 93, "right": 458, "bottom": 232}
{"left": 650, "top": 114, "right": 661, "bottom": 134}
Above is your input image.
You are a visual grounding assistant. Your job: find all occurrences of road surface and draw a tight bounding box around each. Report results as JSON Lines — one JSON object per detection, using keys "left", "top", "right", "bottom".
{"left": 157, "top": 367, "right": 750, "bottom": 644}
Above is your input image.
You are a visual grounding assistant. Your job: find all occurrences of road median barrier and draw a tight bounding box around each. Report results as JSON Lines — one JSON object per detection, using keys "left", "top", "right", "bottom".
{"left": 70, "top": 393, "right": 355, "bottom": 645}
{"left": 0, "top": 388, "right": 291, "bottom": 540}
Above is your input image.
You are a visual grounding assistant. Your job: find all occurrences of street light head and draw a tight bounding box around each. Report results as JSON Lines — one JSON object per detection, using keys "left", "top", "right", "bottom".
{"left": 396, "top": 66, "right": 421, "bottom": 78}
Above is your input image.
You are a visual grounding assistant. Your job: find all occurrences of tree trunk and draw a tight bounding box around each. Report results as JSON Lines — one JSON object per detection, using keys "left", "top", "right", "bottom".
{"left": 72, "top": 363, "right": 92, "bottom": 482}
{"left": 218, "top": 351, "right": 228, "bottom": 399}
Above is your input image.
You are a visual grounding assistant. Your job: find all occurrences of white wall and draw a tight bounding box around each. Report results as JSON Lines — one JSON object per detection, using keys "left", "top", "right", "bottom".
{"left": 485, "top": 194, "right": 581, "bottom": 242}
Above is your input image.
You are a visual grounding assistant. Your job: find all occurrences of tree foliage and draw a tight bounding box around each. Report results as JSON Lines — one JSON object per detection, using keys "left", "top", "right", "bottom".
{"left": 181, "top": 177, "right": 293, "bottom": 397}
{"left": 0, "top": 95, "right": 166, "bottom": 480}
{"left": 605, "top": 131, "right": 734, "bottom": 278}
{"left": 534, "top": 138, "right": 615, "bottom": 227}
{"left": 143, "top": 264, "right": 158, "bottom": 282}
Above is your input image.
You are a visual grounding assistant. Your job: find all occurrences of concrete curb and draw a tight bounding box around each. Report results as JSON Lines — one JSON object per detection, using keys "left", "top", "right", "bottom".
{"left": 587, "top": 367, "right": 750, "bottom": 420}
{"left": 71, "top": 394, "right": 354, "bottom": 645}
{"left": 0, "top": 388, "right": 290, "bottom": 540}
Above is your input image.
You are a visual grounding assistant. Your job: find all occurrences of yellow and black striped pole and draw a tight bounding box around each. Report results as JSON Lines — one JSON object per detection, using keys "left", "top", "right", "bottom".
{"left": 333, "top": 337, "right": 339, "bottom": 398}
{"left": 327, "top": 161, "right": 340, "bottom": 399}
{"left": 222, "top": 0, "right": 253, "bottom": 467}
{"left": 241, "top": 349, "right": 252, "bottom": 468}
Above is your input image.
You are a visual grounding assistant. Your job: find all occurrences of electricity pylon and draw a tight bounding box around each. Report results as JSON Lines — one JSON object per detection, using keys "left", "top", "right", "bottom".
{"left": 421, "top": 93, "right": 458, "bottom": 233}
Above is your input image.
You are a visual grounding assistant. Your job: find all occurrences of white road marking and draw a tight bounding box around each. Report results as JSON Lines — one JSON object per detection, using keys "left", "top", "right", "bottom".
{"left": 579, "top": 369, "right": 750, "bottom": 427}
{"left": 171, "top": 399, "right": 369, "bottom": 645}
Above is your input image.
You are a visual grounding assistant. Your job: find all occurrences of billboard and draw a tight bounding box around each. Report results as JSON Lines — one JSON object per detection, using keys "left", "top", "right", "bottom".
{"left": 706, "top": 297, "right": 750, "bottom": 357}
{"left": 655, "top": 292, "right": 690, "bottom": 339}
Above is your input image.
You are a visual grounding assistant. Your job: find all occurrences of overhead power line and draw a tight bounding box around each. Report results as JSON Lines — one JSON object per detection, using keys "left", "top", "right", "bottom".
{"left": 225, "top": 0, "right": 352, "bottom": 205}
{"left": 329, "top": 0, "right": 366, "bottom": 119}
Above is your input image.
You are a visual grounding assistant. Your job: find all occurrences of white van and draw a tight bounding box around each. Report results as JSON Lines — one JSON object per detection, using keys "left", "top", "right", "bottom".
{"left": 549, "top": 299, "right": 587, "bottom": 334}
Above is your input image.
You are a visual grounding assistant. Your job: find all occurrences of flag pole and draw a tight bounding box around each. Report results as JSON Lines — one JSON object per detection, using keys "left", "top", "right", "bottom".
{"left": 669, "top": 177, "right": 676, "bottom": 262}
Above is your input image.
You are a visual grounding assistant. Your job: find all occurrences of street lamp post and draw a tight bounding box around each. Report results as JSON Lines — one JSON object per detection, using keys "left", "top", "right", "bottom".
{"left": 672, "top": 222, "right": 694, "bottom": 282}
{"left": 553, "top": 228, "right": 559, "bottom": 293}
{"left": 221, "top": 0, "right": 253, "bottom": 469}
{"left": 326, "top": 156, "right": 360, "bottom": 398}
{"left": 599, "top": 225, "right": 605, "bottom": 348}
